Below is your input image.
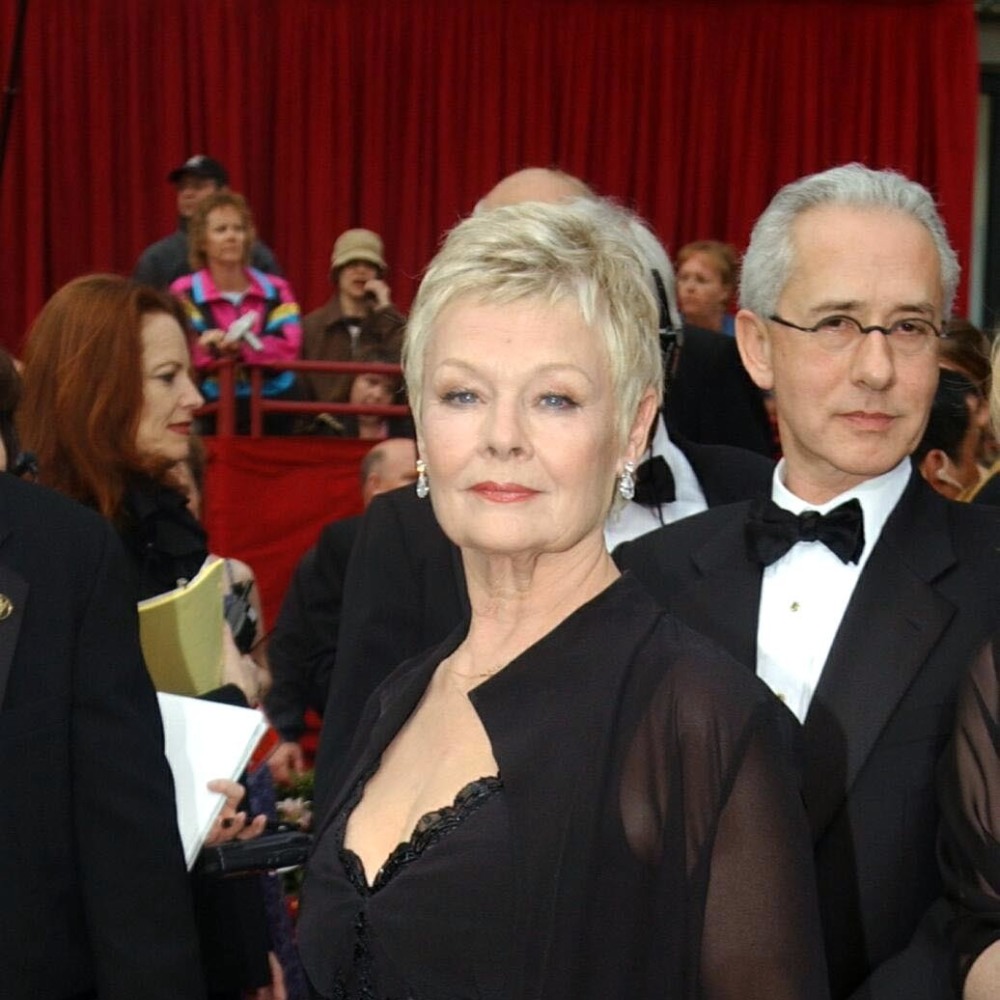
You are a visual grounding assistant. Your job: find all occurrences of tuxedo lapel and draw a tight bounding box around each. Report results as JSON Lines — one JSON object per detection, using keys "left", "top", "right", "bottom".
{"left": 802, "top": 476, "right": 956, "bottom": 840}
{"left": 683, "top": 509, "right": 762, "bottom": 670}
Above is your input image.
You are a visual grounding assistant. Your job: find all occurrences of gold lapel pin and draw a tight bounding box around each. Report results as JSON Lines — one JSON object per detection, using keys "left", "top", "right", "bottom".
{"left": 0, "top": 594, "right": 14, "bottom": 621}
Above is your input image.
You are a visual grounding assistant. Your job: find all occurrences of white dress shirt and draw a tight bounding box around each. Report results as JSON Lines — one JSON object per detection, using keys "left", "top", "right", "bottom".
{"left": 604, "top": 415, "right": 708, "bottom": 551}
{"left": 756, "top": 458, "right": 911, "bottom": 722}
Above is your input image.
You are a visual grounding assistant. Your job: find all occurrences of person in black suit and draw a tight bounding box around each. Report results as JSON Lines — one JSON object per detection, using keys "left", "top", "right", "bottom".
{"left": 265, "top": 438, "right": 418, "bottom": 783}
{"left": 616, "top": 163, "right": 1000, "bottom": 999}
{"left": 0, "top": 470, "right": 205, "bottom": 1000}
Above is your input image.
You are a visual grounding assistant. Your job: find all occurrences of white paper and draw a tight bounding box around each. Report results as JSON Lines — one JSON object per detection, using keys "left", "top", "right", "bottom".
{"left": 157, "top": 693, "right": 268, "bottom": 869}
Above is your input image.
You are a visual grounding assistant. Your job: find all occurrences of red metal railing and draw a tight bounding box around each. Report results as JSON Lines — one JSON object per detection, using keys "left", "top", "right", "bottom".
{"left": 198, "top": 358, "right": 410, "bottom": 437}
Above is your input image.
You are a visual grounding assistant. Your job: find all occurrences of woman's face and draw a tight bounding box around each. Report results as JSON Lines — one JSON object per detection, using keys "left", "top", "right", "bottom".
{"left": 677, "top": 251, "right": 730, "bottom": 329}
{"left": 349, "top": 372, "right": 395, "bottom": 408}
{"left": 203, "top": 205, "right": 248, "bottom": 268}
{"left": 136, "top": 313, "right": 203, "bottom": 465}
{"left": 419, "top": 297, "right": 643, "bottom": 560}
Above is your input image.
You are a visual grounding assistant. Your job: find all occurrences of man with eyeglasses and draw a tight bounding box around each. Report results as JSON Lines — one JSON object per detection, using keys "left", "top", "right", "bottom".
{"left": 616, "top": 163, "right": 1000, "bottom": 999}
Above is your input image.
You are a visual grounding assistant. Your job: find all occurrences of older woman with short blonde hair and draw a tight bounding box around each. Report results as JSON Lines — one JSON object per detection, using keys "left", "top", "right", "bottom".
{"left": 299, "top": 199, "right": 828, "bottom": 1000}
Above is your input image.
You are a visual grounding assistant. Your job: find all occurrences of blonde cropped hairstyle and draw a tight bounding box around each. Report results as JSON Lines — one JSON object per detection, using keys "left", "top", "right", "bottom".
{"left": 403, "top": 199, "right": 663, "bottom": 447}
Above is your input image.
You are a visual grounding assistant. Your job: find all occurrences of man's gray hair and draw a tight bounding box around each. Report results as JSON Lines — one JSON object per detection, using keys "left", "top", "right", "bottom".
{"left": 403, "top": 197, "right": 663, "bottom": 448}
{"left": 740, "top": 163, "right": 960, "bottom": 319}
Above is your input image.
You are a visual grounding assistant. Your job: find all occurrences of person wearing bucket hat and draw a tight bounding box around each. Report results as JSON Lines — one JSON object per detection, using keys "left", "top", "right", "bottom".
{"left": 133, "top": 154, "right": 282, "bottom": 290}
{"left": 300, "top": 228, "right": 406, "bottom": 407}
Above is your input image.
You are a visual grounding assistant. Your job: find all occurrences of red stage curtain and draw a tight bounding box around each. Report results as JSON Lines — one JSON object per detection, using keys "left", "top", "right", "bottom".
{"left": 0, "top": 0, "right": 978, "bottom": 350}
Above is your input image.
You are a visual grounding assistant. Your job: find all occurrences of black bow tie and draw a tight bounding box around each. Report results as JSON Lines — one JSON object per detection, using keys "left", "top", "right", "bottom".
{"left": 634, "top": 456, "right": 676, "bottom": 506}
{"left": 745, "top": 497, "right": 865, "bottom": 567}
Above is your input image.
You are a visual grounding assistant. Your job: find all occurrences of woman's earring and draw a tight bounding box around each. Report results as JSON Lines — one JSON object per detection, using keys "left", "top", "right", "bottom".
{"left": 415, "top": 459, "right": 429, "bottom": 499}
{"left": 617, "top": 461, "right": 636, "bottom": 502}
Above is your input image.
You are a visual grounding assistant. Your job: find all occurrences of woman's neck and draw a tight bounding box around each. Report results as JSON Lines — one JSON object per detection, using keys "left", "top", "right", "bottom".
{"left": 688, "top": 306, "right": 724, "bottom": 332}
{"left": 453, "top": 538, "right": 619, "bottom": 681}
{"left": 209, "top": 262, "right": 249, "bottom": 293}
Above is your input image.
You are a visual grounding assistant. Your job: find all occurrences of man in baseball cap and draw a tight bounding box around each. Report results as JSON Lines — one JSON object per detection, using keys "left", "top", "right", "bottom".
{"left": 133, "top": 153, "right": 281, "bottom": 289}
{"left": 300, "top": 227, "right": 406, "bottom": 406}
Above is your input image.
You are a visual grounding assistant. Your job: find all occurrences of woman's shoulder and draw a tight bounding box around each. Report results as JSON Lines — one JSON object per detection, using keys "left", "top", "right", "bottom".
{"left": 118, "top": 476, "right": 208, "bottom": 598}
{"left": 247, "top": 267, "right": 297, "bottom": 301}
{"left": 167, "top": 270, "right": 201, "bottom": 296}
{"left": 626, "top": 590, "right": 790, "bottom": 740}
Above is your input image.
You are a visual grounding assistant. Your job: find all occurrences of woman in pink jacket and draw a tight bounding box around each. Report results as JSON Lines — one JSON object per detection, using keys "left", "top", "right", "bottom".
{"left": 171, "top": 190, "right": 302, "bottom": 433}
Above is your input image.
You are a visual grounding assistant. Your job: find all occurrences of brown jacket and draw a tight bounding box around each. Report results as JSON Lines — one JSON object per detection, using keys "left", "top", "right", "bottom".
{"left": 300, "top": 296, "right": 406, "bottom": 402}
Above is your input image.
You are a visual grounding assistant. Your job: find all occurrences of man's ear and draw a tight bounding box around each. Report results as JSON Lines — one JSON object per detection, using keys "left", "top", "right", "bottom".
{"left": 917, "top": 449, "right": 961, "bottom": 500}
{"left": 735, "top": 309, "right": 774, "bottom": 392}
{"left": 624, "top": 387, "right": 660, "bottom": 466}
{"left": 360, "top": 472, "right": 378, "bottom": 507}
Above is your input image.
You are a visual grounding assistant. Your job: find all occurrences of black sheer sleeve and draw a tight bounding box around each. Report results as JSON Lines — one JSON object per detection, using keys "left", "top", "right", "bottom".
{"left": 620, "top": 631, "right": 829, "bottom": 1000}
{"left": 938, "top": 634, "right": 1000, "bottom": 992}
{"left": 700, "top": 696, "right": 829, "bottom": 998}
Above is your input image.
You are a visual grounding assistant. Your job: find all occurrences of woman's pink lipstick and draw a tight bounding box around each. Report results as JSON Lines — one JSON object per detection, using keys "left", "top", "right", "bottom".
{"left": 470, "top": 482, "right": 539, "bottom": 503}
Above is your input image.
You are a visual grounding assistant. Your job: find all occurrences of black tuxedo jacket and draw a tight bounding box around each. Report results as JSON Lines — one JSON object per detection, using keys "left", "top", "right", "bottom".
{"left": 312, "top": 437, "right": 773, "bottom": 815}
{"left": 265, "top": 515, "right": 361, "bottom": 742}
{"left": 664, "top": 323, "right": 774, "bottom": 457}
{"left": 614, "top": 470, "right": 1000, "bottom": 999}
{"left": 0, "top": 477, "right": 204, "bottom": 1000}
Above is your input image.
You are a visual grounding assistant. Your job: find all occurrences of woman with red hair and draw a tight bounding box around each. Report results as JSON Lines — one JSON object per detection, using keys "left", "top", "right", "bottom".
{"left": 17, "top": 273, "right": 281, "bottom": 1000}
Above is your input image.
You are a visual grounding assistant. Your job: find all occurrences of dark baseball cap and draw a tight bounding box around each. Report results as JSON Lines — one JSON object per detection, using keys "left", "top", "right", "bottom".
{"left": 167, "top": 154, "right": 229, "bottom": 186}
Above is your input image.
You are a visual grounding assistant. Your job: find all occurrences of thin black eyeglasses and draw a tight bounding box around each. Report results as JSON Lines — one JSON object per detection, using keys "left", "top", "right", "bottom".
{"left": 768, "top": 313, "right": 944, "bottom": 356}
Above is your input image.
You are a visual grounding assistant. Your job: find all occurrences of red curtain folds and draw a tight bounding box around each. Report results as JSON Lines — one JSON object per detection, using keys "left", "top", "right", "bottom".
{"left": 0, "top": 0, "right": 978, "bottom": 349}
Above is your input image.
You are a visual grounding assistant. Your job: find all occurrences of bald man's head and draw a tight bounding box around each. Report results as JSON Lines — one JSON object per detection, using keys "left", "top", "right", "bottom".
{"left": 477, "top": 167, "right": 594, "bottom": 213}
{"left": 359, "top": 437, "right": 418, "bottom": 506}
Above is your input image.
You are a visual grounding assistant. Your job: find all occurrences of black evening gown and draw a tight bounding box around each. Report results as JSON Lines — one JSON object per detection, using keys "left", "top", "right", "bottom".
{"left": 301, "top": 575, "right": 830, "bottom": 1000}
{"left": 938, "top": 632, "right": 1000, "bottom": 994}
{"left": 320, "top": 773, "right": 511, "bottom": 999}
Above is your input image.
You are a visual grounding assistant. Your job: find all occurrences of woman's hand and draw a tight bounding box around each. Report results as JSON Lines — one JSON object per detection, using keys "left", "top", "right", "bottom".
{"left": 268, "top": 741, "right": 306, "bottom": 785}
{"left": 203, "top": 778, "right": 267, "bottom": 845}
{"left": 198, "top": 328, "right": 225, "bottom": 353}
{"left": 198, "top": 328, "right": 242, "bottom": 356}
{"left": 363, "top": 277, "right": 392, "bottom": 309}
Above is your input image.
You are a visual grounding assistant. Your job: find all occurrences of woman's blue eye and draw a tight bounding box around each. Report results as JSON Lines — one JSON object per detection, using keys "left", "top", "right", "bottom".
{"left": 539, "top": 393, "right": 576, "bottom": 410}
{"left": 442, "top": 389, "right": 478, "bottom": 405}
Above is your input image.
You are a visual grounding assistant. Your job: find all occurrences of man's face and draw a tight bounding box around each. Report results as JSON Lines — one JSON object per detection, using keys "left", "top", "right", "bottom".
{"left": 176, "top": 176, "right": 220, "bottom": 219}
{"left": 736, "top": 204, "right": 943, "bottom": 504}
{"left": 337, "top": 260, "right": 378, "bottom": 299}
